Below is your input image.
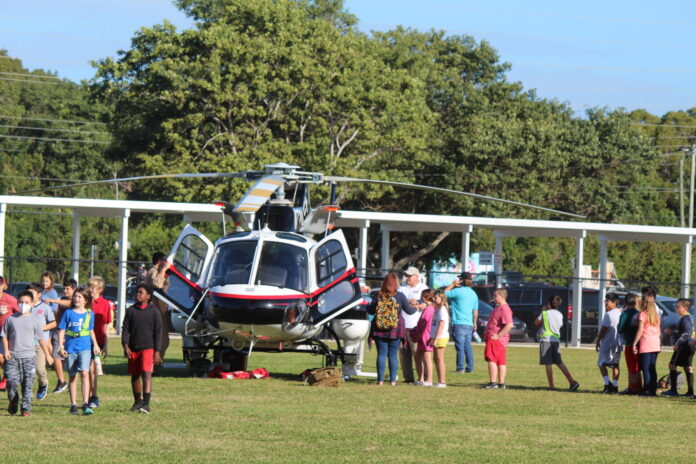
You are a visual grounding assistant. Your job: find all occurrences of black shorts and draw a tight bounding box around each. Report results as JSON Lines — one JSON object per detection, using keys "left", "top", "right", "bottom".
{"left": 669, "top": 344, "right": 694, "bottom": 367}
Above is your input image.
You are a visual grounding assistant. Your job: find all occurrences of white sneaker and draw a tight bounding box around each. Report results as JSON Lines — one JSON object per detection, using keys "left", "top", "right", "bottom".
{"left": 434, "top": 383, "right": 447, "bottom": 388}
{"left": 422, "top": 381, "right": 433, "bottom": 387}
{"left": 413, "top": 381, "right": 424, "bottom": 386}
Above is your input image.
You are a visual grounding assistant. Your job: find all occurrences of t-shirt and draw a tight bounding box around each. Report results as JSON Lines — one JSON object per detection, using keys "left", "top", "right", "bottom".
{"left": 31, "top": 302, "right": 55, "bottom": 341}
{"left": 398, "top": 282, "right": 428, "bottom": 329}
{"left": 638, "top": 311, "right": 661, "bottom": 353}
{"left": 599, "top": 309, "right": 623, "bottom": 352}
{"left": 91, "top": 295, "right": 113, "bottom": 346}
{"left": 411, "top": 305, "right": 435, "bottom": 346}
{"left": 1, "top": 313, "right": 43, "bottom": 358}
{"left": 431, "top": 306, "right": 450, "bottom": 339}
{"left": 485, "top": 304, "right": 513, "bottom": 346}
{"left": 59, "top": 309, "right": 94, "bottom": 353}
{"left": 41, "top": 288, "right": 59, "bottom": 312}
{"left": 445, "top": 286, "right": 478, "bottom": 326}
{"left": 537, "top": 309, "right": 563, "bottom": 342}
{"left": 0, "top": 292, "right": 19, "bottom": 329}
{"left": 618, "top": 308, "right": 639, "bottom": 346}
{"left": 675, "top": 314, "right": 693, "bottom": 347}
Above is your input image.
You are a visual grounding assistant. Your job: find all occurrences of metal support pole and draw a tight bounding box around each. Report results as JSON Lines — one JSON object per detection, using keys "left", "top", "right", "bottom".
{"left": 461, "top": 225, "right": 473, "bottom": 273}
{"left": 571, "top": 230, "right": 586, "bottom": 348}
{"left": 380, "top": 227, "right": 390, "bottom": 274}
{"left": 494, "top": 234, "right": 503, "bottom": 288}
{"left": 72, "top": 213, "right": 80, "bottom": 283}
{"left": 598, "top": 238, "right": 608, "bottom": 330}
{"left": 0, "top": 203, "right": 6, "bottom": 277}
{"left": 682, "top": 236, "right": 693, "bottom": 298}
{"left": 117, "top": 209, "right": 130, "bottom": 335}
{"left": 358, "top": 220, "right": 369, "bottom": 286}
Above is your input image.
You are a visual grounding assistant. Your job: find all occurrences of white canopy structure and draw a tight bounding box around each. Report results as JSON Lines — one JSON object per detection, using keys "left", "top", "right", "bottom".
{"left": 1, "top": 195, "right": 695, "bottom": 347}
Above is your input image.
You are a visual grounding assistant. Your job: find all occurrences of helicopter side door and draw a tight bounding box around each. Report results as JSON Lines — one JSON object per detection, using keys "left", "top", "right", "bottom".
{"left": 308, "top": 229, "right": 362, "bottom": 324}
{"left": 154, "top": 224, "right": 215, "bottom": 316}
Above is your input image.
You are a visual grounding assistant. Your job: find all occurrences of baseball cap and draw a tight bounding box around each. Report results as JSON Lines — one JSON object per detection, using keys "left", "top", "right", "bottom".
{"left": 459, "top": 272, "right": 472, "bottom": 281}
{"left": 404, "top": 266, "right": 420, "bottom": 277}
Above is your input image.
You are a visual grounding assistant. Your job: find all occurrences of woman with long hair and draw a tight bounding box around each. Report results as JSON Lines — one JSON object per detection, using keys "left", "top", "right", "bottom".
{"left": 632, "top": 289, "right": 661, "bottom": 396}
{"left": 367, "top": 272, "right": 418, "bottom": 386}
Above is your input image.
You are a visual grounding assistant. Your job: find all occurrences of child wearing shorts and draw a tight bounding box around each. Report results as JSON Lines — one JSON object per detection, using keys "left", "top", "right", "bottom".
{"left": 429, "top": 290, "right": 450, "bottom": 388}
{"left": 484, "top": 288, "right": 513, "bottom": 389}
{"left": 58, "top": 287, "right": 100, "bottom": 415}
{"left": 595, "top": 293, "right": 623, "bottom": 394}
{"left": 411, "top": 289, "right": 435, "bottom": 386}
{"left": 662, "top": 299, "right": 693, "bottom": 396}
{"left": 534, "top": 295, "right": 579, "bottom": 391}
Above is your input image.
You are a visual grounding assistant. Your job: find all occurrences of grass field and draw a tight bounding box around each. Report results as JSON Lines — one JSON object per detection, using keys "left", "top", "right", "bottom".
{"left": 5, "top": 339, "right": 695, "bottom": 463}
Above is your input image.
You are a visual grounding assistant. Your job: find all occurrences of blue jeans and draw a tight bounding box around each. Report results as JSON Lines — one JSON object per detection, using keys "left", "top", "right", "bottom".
{"left": 639, "top": 352, "right": 659, "bottom": 395}
{"left": 453, "top": 324, "right": 474, "bottom": 372}
{"left": 374, "top": 337, "right": 400, "bottom": 383}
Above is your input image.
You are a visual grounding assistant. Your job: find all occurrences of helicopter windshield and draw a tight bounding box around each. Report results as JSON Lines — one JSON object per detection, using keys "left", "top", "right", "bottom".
{"left": 255, "top": 241, "right": 308, "bottom": 292}
{"left": 209, "top": 241, "right": 257, "bottom": 286}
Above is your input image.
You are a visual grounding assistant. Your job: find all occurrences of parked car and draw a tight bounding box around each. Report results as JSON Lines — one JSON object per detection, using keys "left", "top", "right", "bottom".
{"left": 9, "top": 281, "right": 64, "bottom": 299}
{"left": 476, "top": 300, "right": 528, "bottom": 342}
{"left": 655, "top": 296, "right": 694, "bottom": 345}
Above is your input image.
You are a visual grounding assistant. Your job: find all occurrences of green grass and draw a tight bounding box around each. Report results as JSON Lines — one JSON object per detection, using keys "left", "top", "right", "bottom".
{"left": 5, "top": 340, "right": 695, "bottom": 463}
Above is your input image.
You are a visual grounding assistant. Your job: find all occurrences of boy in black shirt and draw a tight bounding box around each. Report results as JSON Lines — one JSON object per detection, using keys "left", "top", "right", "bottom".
{"left": 121, "top": 284, "right": 162, "bottom": 414}
{"left": 662, "top": 299, "right": 693, "bottom": 397}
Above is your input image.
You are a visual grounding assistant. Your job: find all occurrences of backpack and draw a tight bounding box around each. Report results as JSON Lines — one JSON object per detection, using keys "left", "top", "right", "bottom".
{"left": 374, "top": 294, "right": 399, "bottom": 331}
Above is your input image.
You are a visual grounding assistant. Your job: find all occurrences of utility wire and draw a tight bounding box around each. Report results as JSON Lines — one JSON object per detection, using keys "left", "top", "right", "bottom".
{"left": 632, "top": 123, "right": 696, "bottom": 129}
{"left": 0, "top": 71, "right": 59, "bottom": 80}
{"left": 0, "top": 124, "right": 110, "bottom": 136}
{"left": 0, "top": 115, "right": 107, "bottom": 126}
{"left": 0, "top": 77, "right": 59, "bottom": 85}
{"left": 0, "top": 134, "right": 109, "bottom": 144}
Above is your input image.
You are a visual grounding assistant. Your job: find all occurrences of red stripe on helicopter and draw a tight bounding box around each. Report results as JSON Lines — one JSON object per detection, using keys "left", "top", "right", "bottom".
{"left": 168, "top": 264, "right": 203, "bottom": 291}
{"left": 210, "top": 267, "right": 357, "bottom": 300}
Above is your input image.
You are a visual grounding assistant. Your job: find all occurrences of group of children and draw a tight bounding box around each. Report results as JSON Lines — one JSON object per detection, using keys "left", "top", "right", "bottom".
{"left": 0, "top": 272, "right": 163, "bottom": 417}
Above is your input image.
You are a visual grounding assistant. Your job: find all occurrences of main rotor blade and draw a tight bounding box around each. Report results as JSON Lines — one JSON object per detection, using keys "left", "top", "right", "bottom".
{"left": 324, "top": 176, "right": 586, "bottom": 219}
{"left": 233, "top": 175, "right": 286, "bottom": 213}
{"left": 16, "top": 172, "right": 249, "bottom": 195}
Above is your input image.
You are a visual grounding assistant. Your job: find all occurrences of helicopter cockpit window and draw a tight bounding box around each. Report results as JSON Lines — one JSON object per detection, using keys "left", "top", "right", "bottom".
{"left": 173, "top": 234, "right": 210, "bottom": 283}
{"left": 315, "top": 239, "right": 347, "bottom": 288}
{"left": 209, "top": 241, "right": 257, "bottom": 287}
{"left": 255, "top": 242, "right": 308, "bottom": 292}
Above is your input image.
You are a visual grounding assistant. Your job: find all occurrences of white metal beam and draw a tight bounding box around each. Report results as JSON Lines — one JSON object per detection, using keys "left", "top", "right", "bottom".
{"left": 381, "top": 227, "right": 390, "bottom": 272}
{"left": 358, "top": 220, "right": 369, "bottom": 285}
{"left": 494, "top": 234, "right": 503, "bottom": 288}
{"left": 598, "top": 238, "right": 608, "bottom": 330}
{"left": 571, "top": 230, "right": 586, "bottom": 347}
{"left": 0, "top": 203, "right": 5, "bottom": 276}
{"left": 72, "top": 213, "right": 80, "bottom": 283}
{"left": 117, "top": 209, "right": 130, "bottom": 334}
{"left": 682, "top": 237, "right": 693, "bottom": 298}
{"left": 461, "top": 225, "right": 473, "bottom": 272}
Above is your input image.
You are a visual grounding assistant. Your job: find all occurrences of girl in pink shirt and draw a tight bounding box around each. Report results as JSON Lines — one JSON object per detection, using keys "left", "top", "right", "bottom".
{"left": 631, "top": 293, "right": 661, "bottom": 396}
{"left": 411, "top": 289, "right": 435, "bottom": 386}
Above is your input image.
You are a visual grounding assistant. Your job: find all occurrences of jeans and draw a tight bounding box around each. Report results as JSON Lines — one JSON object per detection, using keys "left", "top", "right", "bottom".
{"left": 453, "top": 324, "right": 474, "bottom": 372}
{"left": 639, "top": 351, "right": 659, "bottom": 395}
{"left": 374, "top": 337, "right": 401, "bottom": 383}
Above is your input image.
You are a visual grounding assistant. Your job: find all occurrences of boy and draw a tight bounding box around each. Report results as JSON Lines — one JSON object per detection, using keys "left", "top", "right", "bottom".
{"left": 534, "top": 295, "right": 580, "bottom": 391}
{"left": 122, "top": 284, "right": 162, "bottom": 414}
{"left": 27, "top": 283, "right": 56, "bottom": 400}
{"left": 484, "top": 288, "right": 513, "bottom": 389}
{"left": 1, "top": 291, "right": 54, "bottom": 416}
{"left": 58, "top": 287, "right": 101, "bottom": 415}
{"left": 595, "top": 293, "right": 623, "bottom": 393}
{"left": 0, "top": 276, "right": 19, "bottom": 391}
{"left": 617, "top": 293, "right": 642, "bottom": 395}
{"left": 662, "top": 299, "right": 693, "bottom": 396}
{"left": 88, "top": 276, "right": 112, "bottom": 408}
{"left": 44, "top": 279, "right": 77, "bottom": 394}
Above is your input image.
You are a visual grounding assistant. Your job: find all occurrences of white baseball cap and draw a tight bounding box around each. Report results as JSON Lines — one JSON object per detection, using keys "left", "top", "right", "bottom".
{"left": 404, "top": 266, "right": 420, "bottom": 277}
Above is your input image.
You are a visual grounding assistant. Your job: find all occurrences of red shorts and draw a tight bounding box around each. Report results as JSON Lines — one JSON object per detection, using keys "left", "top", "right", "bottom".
{"left": 624, "top": 345, "right": 640, "bottom": 374}
{"left": 128, "top": 349, "right": 155, "bottom": 376}
{"left": 484, "top": 338, "right": 507, "bottom": 365}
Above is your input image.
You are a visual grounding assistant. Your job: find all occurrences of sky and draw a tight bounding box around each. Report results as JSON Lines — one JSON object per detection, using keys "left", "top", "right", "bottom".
{"left": 1, "top": 0, "right": 694, "bottom": 117}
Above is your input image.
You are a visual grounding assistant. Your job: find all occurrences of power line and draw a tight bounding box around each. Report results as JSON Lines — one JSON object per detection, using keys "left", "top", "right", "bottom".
{"left": 0, "top": 71, "right": 59, "bottom": 80}
{"left": 0, "top": 134, "right": 109, "bottom": 145}
{"left": 0, "top": 77, "right": 59, "bottom": 85}
{"left": 0, "top": 124, "right": 110, "bottom": 136}
{"left": 0, "top": 115, "right": 107, "bottom": 126}
{"left": 632, "top": 123, "right": 696, "bottom": 129}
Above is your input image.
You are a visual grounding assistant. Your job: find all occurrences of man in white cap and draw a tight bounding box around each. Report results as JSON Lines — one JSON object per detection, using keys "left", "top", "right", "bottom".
{"left": 398, "top": 266, "right": 428, "bottom": 384}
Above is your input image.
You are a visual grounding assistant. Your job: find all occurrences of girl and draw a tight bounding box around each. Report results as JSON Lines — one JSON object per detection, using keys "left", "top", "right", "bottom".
{"left": 367, "top": 273, "right": 417, "bottom": 386}
{"left": 40, "top": 271, "right": 59, "bottom": 312}
{"left": 411, "top": 289, "right": 435, "bottom": 386}
{"left": 429, "top": 290, "right": 450, "bottom": 387}
{"left": 632, "top": 291, "right": 661, "bottom": 396}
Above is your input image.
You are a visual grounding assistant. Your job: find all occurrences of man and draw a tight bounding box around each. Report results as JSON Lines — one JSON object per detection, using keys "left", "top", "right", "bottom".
{"left": 144, "top": 252, "right": 171, "bottom": 365}
{"left": 444, "top": 272, "right": 479, "bottom": 373}
{"left": 398, "top": 266, "right": 427, "bottom": 384}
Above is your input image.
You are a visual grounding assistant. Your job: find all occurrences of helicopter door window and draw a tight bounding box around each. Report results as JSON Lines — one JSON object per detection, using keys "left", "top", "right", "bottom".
{"left": 173, "top": 234, "right": 209, "bottom": 283}
{"left": 209, "top": 241, "right": 257, "bottom": 287}
{"left": 315, "top": 240, "right": 347, "bottom": 288}
{"left": 255, "top": 242, "right": 308, "bottom": 292}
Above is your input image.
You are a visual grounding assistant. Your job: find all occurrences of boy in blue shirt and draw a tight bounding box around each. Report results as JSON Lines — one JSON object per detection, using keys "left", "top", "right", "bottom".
{"left": 57, "top": 288, "right": 101, "bottom": 415}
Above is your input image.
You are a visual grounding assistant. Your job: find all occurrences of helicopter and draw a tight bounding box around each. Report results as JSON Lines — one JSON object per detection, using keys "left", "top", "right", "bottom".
{"left": 23, "top": 162, "right": 585, "bottom": 377}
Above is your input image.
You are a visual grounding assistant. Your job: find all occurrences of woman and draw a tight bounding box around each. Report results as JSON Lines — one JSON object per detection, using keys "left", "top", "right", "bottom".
{"left": 632, "top": 291, "right": 661, "bottom": 396}
{"left": 367, "top": 272, "right": 417, "bottom": 386}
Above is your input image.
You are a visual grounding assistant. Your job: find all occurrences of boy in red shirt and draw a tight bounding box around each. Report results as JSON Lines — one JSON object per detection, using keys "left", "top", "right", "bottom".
{"left": 88, "top": 276, "right": 112, "bottom": 408}
{"left": 484, "top": 288, "right": 514, "bottom": 389}
{"left": 0, "top": 276, "right": 19, "bottom": 390}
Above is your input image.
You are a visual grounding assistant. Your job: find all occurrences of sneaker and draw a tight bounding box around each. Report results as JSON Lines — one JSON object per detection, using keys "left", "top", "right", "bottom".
{"left": 21, "top": 410, "right": 30, "bottom": 417}
{"left": 609, "top": 385, "right": 619, "bottom": 393}
{"left": 8, "top": 395, "right": 19, "bottom": 415}
{"left": 434, "top": 383, "right": 447, "bottom": 388}
{"left": 485, "top": 382, "right": 498, "bottom": 389}
{"left": 88, "top": 396, "right": 100, "bottom": 408}
{"left": 82, "top": 404, "right": 94, "bottom": 415}
{"left": 36, "top": 384, "right": 48, "bottom": 400}
{"left": 129, "top": 401, "right": 143, "bottom": 412}
{"left": 661, "top": 390, "right": 679, "bottom": 397}
{"left": 569, "top": 381, "right": 580, "bottom": 392}
{"left": 413, "top": 381, "right": 424, "bottom": 386}
{"left": 454, "top": 369, "right": 465, "bottom": 374}
{"left": 138, "top": 404, "right": 150, "bottom": 414}
{"left": 69, "top": 405, "right": 79, "bottom": 415}
{"left": 498, "top": 383, "right": 507, "bottom": 389}
{"left": 601, "top": 384, "right": 611, "bottom": 394}
{"left": 422, "top": 381, "right": 433, "bottom": 387}
{"left": 0, "top": 378, "right": 6, "bottom": 391}
{"left": 52, "top": 382, "right": 68, "bottom": 394}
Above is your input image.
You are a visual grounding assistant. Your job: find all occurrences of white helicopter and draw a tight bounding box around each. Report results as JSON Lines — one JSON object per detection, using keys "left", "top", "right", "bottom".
{"left": 26, "top": 162, "right": 584, "bottom": 376}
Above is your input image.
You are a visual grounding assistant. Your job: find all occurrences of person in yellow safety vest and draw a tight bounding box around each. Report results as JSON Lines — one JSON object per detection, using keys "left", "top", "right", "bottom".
{"left": 534, "top": 295, "right": 580, "bottom": 392}
{"left": 57, "top": 288, "right": 101, "bottom": 416}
